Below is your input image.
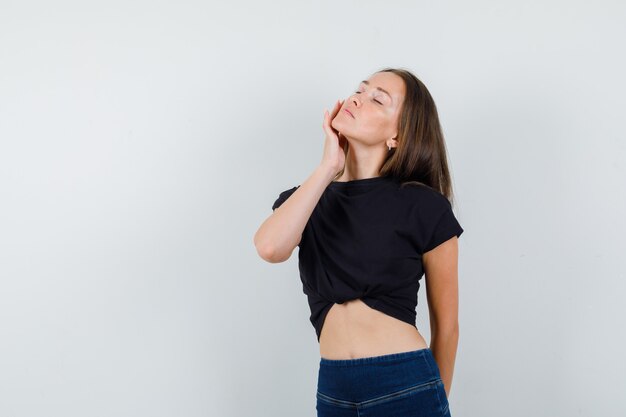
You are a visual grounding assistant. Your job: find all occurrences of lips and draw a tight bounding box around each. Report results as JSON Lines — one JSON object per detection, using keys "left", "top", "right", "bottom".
{"left": 344, "top": 108, "right": 354, "bottom": 118}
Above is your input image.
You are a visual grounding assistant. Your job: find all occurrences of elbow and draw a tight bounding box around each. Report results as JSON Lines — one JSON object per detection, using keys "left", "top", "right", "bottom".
{"left": 253, "top": 228, "right": 292, "bottom": 263}
{"left": 256, "top": 244, "right": 278, "bottom": 263}
{"left": 255, "top": 241, "right": 288, "bottom": 263}
{"left": 254, "top": 229, "right": 273, "bottom": 262}
{"left": 254, "top": 231, "right": 274, "bottom": 262}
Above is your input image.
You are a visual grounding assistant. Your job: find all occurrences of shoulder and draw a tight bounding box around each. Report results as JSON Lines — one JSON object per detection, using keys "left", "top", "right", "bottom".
{"left": 397, "top": 181, "right": 451, "bottom": 212}
{"left": 398, "top": 182, "right": 463, "bottom": 253}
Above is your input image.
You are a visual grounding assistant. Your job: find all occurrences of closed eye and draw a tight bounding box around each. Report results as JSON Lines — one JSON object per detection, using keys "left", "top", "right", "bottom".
{"left": 355, "top": 91, "right": 383, "bottom": 105}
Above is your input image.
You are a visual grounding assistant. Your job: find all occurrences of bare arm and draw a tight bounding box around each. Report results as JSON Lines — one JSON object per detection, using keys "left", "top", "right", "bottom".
{"left": 424, "top": 236, "right": 460, "bottom": 398}
{"left": 254, "top": 99, "right": 346, "bottom": 263}
{"left": 254, "top": 165, "right": 336, "bottom": 263}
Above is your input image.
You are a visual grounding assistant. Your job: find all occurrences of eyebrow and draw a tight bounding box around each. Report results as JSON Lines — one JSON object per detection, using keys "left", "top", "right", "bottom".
{"left": 360, "top": 80, "right": 393, "bottom": 102}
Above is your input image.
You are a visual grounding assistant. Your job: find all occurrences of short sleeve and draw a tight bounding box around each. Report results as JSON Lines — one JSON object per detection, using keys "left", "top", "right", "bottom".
{"left": 271, "top": 185, "right": 299, "bottom": 211}
{"left": 423, "top": 204, "right": 464, "bottom": 252}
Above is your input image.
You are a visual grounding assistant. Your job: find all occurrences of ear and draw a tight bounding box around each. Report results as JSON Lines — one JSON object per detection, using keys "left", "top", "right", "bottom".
{"left": 387, "top": 137, "right": 399, "bottom": 149}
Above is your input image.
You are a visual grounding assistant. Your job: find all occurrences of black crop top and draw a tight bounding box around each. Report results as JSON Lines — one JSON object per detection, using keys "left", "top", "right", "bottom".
{"left": 271, "top": 175, "right": 464, "bottom": 342}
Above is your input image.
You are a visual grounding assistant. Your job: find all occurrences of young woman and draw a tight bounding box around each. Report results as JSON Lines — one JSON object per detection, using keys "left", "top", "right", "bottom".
{"left": 254, "top": 67, "right": 463, "bottom": 417}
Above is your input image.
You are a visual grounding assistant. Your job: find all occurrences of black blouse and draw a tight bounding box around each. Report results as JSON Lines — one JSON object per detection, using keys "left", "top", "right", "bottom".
{"left": 271, "top": 175, "right": 464, "bottom": 342}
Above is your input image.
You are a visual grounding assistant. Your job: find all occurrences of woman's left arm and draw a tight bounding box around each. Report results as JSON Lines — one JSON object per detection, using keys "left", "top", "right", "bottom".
{"left": 423, "top": 236, "right": 460, "bottom": 398}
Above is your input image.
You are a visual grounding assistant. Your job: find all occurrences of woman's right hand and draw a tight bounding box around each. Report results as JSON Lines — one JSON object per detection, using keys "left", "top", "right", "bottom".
{"left": 320, "top": 99, "right": 346, "bottom": 177}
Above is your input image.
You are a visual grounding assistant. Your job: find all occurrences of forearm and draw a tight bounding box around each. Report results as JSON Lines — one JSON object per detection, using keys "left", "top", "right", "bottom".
{"left": 255, "top": 164, "right": 335, "bottom": 262}
{"left": 429, "top": 328, "right": 459, "bottom": 397}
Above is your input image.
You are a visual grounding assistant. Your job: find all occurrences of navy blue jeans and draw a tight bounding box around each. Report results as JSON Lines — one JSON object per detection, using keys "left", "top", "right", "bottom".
{"left": 316, "top": 348, "right": 451, "bottom": 417}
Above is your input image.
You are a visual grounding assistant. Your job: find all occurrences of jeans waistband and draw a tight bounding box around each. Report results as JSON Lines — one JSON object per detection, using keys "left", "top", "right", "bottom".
{"left": 319, "top": 347, "right": 432, "bottom": 367}
{"left": 317, "top": 348, "right": 442, "bottom": 403}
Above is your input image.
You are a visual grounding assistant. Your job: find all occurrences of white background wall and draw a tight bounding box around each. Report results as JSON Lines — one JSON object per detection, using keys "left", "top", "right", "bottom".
{"left": 1, "top": 1, "right": 624, "bottom": 416}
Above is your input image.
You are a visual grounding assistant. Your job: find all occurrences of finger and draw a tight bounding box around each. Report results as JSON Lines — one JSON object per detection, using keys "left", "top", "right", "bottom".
{"left": 328, "top": 108, "right": 335, "bottom": 121}
{"left": 323, "top": 110, "right": 330, "bottom": 132}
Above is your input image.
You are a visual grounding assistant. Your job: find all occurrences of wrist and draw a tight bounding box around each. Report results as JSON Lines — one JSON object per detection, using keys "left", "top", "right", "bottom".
{"left": 316, "top": 164, "right": 338, "bottom": 183}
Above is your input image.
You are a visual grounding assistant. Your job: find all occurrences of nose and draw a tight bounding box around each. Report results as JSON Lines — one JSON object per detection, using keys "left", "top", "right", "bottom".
{"left": 350, "top": 94, "right": 361, "bottom": 107}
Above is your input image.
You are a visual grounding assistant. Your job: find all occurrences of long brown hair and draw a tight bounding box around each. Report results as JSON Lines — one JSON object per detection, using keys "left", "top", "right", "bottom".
{"left": 334, "top": 67, "right": 460, "bottom": 207}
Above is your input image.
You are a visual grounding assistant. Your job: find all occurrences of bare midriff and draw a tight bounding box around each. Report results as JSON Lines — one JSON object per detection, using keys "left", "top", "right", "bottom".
{"left": 319, "top": 299, "right": 429, "bottom": 360}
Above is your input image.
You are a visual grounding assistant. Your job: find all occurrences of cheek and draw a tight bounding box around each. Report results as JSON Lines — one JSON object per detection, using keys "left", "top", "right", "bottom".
{"left": 363, "top": 113, "right": 392, "bottom": 133}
